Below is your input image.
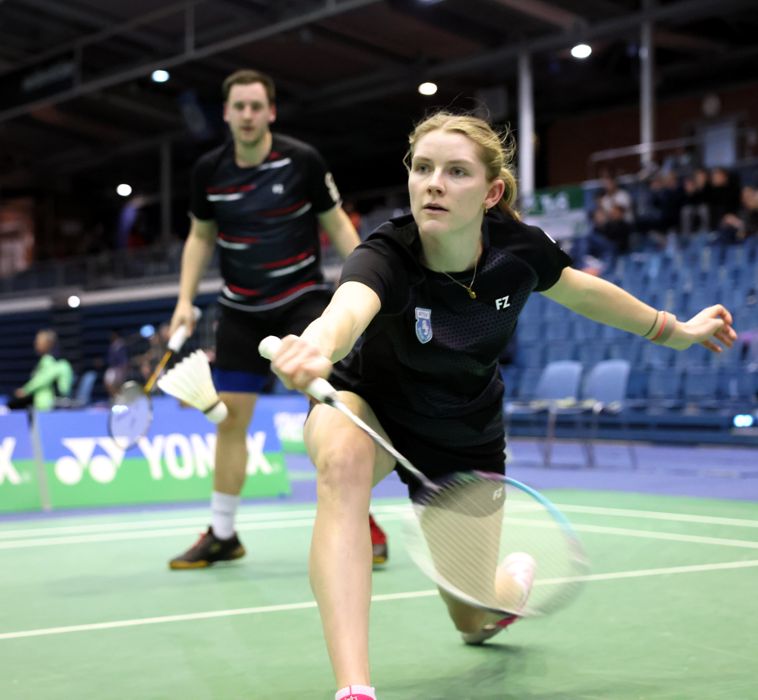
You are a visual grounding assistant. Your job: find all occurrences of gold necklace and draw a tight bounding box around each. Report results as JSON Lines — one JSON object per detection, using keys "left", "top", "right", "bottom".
{"left": 441, "top": 257, "right": 478, "bottom": 299}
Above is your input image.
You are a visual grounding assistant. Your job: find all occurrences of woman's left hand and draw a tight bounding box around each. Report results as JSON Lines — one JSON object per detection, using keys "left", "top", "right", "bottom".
{"left": 675, "top": 304, "right": 737, "bottom": 353}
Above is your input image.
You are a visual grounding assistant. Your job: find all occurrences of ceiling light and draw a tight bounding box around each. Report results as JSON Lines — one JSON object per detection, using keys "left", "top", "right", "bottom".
{"left": 116, "top": 183, "right": 133, "bottom": 197}
{"left": 570, "top": 44, "right": 592, "bottom": 59}
{"left": 67, "top": 295, "right": 81, "bottom": 309}
{"left": 151, "top": 69, "right": 170, "bottom": 83}
{"left": 418, "top": 81, "right": 438, "bottom": 96}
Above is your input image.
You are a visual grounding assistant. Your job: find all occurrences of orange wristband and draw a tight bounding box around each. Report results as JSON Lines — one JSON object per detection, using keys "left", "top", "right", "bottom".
{"left": 650, "top": 312, "right": 667, "bottom": 341}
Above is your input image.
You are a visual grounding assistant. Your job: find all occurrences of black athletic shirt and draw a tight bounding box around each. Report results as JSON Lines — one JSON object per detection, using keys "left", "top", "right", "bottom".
{"left": 331, "top": 210, "right": 572, "bottom": 448}
{"left": 190, "top": 134, "right": 341, "bottom": 312}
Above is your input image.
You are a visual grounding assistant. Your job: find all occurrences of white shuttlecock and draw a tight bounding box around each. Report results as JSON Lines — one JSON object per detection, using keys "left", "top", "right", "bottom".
{"left": 157, "top": 350, "right": 228, "bottom": 424}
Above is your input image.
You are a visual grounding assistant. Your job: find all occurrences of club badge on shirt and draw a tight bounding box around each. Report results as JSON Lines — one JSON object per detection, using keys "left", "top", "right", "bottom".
{"left": 414, "top": 307, "right": 433, "bottom": 344}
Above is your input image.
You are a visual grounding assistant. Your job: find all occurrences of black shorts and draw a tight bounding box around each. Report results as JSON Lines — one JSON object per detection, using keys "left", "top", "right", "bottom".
{"left": 326, "top": 381, "right": 506, "bottom": 497}
{"left": 213, "top": 290, "right": 331, "bottom": 393}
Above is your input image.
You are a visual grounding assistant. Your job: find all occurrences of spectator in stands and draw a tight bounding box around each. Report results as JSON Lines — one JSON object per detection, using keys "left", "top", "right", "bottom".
{"left": 638, "top": 171, "right": 684, "bottom": 236}
{"left": 572, "top": 207, "right": 617, "bottom": 273}
{"left": 599, "top": 175, "right": 633, "bottom": 224}
{"left": 603, "top": 202, "right": 633, "bottom": 254}
{"left": 103, "top": 330, "right": 129, "bottom": 397}
{"left": 708, "top": 167, "right": 741, "bottom": 232}
{"left": 680, "top": 167, "right": 710, "bottom": 235}
{"left": 719, "top": 185, "right": 758, "bottom": 244}
{"left": 8, "top": 330, "right": 73, "bottom": 412}
{"left": 166, "top": 68, "right": 389, "bottom": 570}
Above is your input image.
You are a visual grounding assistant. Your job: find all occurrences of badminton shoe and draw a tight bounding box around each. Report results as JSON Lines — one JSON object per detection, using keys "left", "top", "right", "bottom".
{"left": 369, "top": 513, "right": 388, "bottom": 567}
{"left": 461, "top": 551, "right": 536, "bottom": 645}
{"left": 169, "top": 526, "right": 246, "bottom": 569}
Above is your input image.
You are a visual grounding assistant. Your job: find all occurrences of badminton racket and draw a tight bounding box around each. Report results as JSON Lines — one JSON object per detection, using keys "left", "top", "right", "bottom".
{"left": 108, "top": 306, "right": 201, "bottom": 449}
{"left": 259, "top": 335, "right": 588, "bottom": 617}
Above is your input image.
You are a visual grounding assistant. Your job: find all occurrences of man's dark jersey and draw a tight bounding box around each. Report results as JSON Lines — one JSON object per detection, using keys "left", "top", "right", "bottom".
{"left": 190, "top": 134, "right": 341, "bottom": 312}
{"left": 330, "top": 210, "right": 572, "bottom": 449}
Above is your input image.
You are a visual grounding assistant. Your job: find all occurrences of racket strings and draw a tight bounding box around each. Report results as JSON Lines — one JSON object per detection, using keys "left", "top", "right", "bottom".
{"left": 406, "top": 476, "right": 588, "bottom": 616}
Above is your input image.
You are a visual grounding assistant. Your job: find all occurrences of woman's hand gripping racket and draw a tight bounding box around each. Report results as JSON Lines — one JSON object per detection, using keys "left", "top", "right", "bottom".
{"left": 259, "top": 335, "right": 589, "bottom": 618}
{"left": 108, "top": 307, "right": 202, "bottom": 450}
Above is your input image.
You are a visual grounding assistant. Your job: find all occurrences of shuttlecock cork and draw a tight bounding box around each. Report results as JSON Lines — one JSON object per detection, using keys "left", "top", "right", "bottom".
{"left": 157, "top": 350, "right": 228, "bottom": 424}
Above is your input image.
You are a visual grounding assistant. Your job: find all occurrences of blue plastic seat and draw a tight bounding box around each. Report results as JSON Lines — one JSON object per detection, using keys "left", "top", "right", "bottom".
{"left": 504, "top": 361, "right": 583, "bottom": 466}
{"left": 646, "top": 367, "right": 683, "bottom": 411}
{"left": 682, "top": 368, "right": 721, "bottom": 411}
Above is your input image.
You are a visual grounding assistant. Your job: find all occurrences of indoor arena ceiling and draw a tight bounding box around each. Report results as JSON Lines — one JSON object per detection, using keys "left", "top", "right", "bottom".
{"left": 0, "top": 0, "right": 757, "bottom": 198}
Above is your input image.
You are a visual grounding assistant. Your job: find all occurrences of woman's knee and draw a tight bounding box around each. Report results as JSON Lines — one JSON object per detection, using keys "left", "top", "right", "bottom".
{"left": 313, "top": 438, "right": 374, "bottom": 492}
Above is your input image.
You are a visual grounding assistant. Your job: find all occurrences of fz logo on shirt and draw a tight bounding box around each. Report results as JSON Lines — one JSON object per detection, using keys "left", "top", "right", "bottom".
{"left": 495, "top": 295, "right": 511, "bottom": 310}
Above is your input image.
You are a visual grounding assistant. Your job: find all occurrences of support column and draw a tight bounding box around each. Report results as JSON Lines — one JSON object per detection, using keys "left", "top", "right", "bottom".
{"left": 640, "top": 3, "right": 655, "bottom": 168}
{"left": 518, "top": 50, "right": 535, "bottom": 203}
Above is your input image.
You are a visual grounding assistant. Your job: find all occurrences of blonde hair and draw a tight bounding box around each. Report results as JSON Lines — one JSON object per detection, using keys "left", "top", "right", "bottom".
{"left": 404, "top": 111, "right": 519, "bottom": 219}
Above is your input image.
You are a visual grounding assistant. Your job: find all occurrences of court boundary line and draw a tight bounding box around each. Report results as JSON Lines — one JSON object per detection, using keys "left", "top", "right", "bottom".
{"left": 2, "top": 558, "right": 757, "bottom": 642}
{"left": 3, "top": 500, "right": 758, "bottom": 541}
{"left": 2, "top": 511, "right": 758, "bottom": 550}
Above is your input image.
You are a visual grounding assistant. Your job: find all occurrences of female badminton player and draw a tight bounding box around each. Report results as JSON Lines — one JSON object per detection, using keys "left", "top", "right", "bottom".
{"left": 267, "top": 111, "right": 737, "bottom": 700}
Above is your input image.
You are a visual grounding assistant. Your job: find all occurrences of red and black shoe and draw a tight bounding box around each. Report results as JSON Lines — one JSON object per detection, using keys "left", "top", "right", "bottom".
{"left": 169, "top": 526, "right": 246, "bottom": 570}
{"left": 461, "top": 552, "right": 535, "bottom": 645}
{"left": 369, "top": 513, "right": 388, "bottom": 567}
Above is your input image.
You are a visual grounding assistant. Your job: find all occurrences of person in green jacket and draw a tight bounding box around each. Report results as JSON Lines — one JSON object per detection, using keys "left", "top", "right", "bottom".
{"left": 9, "top": 330, "right": 73, "bottom": 412}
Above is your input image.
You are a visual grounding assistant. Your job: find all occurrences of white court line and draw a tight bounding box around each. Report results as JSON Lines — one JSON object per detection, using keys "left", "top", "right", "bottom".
{"left": 2, "top": 511, "right": 758, "bottom": 551}
{"left": 553, "top": 504, "right": 758, "bottom": 529}
{"left": 3, "top": 501, "right": 758, "bottom": 540}
{"left": 2, "top": 558, "right": 757, "bottom": 642}
{"left": 0, "top": 508, "right": 324, "bottom": 539}
{"left": 504, "top": 517, "right": 758, "bottom": 551}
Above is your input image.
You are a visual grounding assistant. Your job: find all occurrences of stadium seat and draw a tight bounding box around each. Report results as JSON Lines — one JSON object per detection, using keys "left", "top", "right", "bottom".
{"left": 646, "top": 367, "right": 683, "bottom": 411}
{"left": 505, "top": 361, "right": 583, "bottom": 466}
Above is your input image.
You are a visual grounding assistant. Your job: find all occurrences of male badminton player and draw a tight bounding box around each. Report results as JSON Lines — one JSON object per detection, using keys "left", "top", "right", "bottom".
{"left": 167, "top": 69, "right": 388, "bottom": 569}
{"left": 267, "top": 111, "right": 737, "bottom": 700}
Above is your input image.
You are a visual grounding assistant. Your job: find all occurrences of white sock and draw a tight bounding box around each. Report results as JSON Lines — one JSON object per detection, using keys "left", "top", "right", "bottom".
{"left": 335, "top": 685, "right": 376, "bottom": 700}
{"left": 211, "top": 491, "right": 240, "bottom": 540}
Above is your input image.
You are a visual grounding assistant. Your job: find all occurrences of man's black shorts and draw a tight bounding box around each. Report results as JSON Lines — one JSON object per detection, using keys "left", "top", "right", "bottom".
{"left": 213, "top": 290, "right": 331, "bottom": 392}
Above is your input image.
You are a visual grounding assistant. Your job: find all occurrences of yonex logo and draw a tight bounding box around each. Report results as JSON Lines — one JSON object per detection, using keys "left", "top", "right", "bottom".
{"left": 0, "top": 437, "right": 22, "bottom": 485}
{"left": 52, "top": 432, "right": 274, "bottom": 485}
{"left": 55, "top": 438, "right": 125, "bottom": 485}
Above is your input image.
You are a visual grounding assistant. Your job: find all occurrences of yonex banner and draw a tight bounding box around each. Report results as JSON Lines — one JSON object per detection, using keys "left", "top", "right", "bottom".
{"left": 270, "top": 394, "right": 309, "bottom": 453}
{"left": 34, "top": 397, "right": 291, "bottom": 509}
{"left": 0, "top": 412, "right": 42, "bottom": 513}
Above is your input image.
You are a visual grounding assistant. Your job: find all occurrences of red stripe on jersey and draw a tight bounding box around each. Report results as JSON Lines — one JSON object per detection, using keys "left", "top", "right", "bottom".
{"left": 218, "top": 232, "right": 260, "bottom": 243}
{"left": 264, "top": 280, "right": 317, "bottom": 303}
{"left": 207, "top": 183, "right": 257, "bottom": 194}
{"left": 262, "top": 249, "right": 315, "bottom": 270}
{"left": 227, "top": 284, "right": 261, "bottom": 297}
{"left": 261, "top": 199, "right": 308, "bottom": 217}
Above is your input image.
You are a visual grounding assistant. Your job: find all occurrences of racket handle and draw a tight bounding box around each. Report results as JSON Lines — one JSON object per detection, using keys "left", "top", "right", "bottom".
{"left": 168, "top": 306, "right": 202, "bottom": 352}
{"left": 258, "top": 335, "right": 337, "bottom": 403}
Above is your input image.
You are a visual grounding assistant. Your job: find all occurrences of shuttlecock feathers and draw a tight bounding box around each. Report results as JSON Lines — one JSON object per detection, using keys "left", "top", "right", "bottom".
{"left": 157, "top": 350, "right": 228, "bottom": 423}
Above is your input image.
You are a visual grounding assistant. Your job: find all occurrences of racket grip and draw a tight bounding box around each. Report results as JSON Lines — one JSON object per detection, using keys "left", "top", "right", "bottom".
{"left": 168, "top": 306, "right": 202, "bottom": 352}
{"left": 257, "top": 335, "right": 337, "bottom": 403}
